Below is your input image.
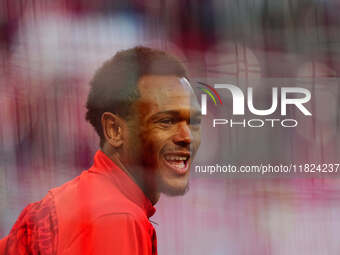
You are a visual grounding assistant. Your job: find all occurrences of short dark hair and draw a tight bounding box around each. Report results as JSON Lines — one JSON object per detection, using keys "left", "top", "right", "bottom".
{"left": 85, "top": 46, "right": 187, "bottom": 147}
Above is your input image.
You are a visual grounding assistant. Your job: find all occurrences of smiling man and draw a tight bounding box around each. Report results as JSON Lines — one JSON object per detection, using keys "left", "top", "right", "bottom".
{"left": 0, "top": 47, "right": 201, "bottom": 254}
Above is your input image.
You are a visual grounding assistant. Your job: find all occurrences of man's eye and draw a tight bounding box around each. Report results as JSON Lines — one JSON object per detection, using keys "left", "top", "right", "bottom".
{"left": 159, "top": 119, "right": 174, "bottom": 125}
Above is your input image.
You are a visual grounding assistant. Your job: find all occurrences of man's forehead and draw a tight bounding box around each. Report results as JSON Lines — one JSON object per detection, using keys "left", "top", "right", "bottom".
{"left": 137, "top": 75, "right": 193, "bottom": 97}
{"left": 135, "top": 75, "right": 200, "bottom": 115}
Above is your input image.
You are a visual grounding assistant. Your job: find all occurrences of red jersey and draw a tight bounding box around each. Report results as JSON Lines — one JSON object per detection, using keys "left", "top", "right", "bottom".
{"left": 0, "top": 150, "right": 157, "bottom": 255}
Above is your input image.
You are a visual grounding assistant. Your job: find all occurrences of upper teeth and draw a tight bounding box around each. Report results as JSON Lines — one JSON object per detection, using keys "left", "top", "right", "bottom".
{"left": 165, "top": 156, "right": 187, "bottom": 161}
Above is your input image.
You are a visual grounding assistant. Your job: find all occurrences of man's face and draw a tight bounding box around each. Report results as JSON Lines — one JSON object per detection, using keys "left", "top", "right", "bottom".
{"left": 126, "top": 75, "right": 201, "bottom": 196}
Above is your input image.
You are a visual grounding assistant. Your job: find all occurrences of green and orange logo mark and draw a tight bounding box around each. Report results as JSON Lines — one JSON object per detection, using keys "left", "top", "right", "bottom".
{"left": 198, "top": 82, "right": 223, "bottom": 106}
{"left": 198, "top": 82, "right": 223, "bottom": 115}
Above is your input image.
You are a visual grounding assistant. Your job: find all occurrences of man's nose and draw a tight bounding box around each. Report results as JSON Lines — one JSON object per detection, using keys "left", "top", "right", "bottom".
{"left": 173, "top": 121, "right": 192, "bottom": 145}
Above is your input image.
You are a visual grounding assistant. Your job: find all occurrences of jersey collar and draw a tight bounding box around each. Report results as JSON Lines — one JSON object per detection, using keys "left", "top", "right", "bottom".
{"left": 89, "top": 150, "right": 156, "bottom": 218}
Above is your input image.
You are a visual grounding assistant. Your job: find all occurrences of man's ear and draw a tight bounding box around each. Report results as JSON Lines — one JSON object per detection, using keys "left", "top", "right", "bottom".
{"left": 101, "top": 112, "right": 124, "bottom": 148}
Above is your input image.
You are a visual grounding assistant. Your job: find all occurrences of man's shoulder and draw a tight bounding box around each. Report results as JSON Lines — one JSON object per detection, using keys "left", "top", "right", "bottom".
{"left": 50, "top": 171, "right": 147, "bottom": 228}
{"left": 50, "top": 170, "right": 144, "bottom": 217}
{"left": 48, "top": 170, "right": 152, "bottom": 253}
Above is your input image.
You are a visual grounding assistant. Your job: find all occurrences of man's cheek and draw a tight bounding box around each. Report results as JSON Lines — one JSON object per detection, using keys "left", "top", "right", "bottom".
{"left": 140, "top": 135, "right": 159, "bottom": 165}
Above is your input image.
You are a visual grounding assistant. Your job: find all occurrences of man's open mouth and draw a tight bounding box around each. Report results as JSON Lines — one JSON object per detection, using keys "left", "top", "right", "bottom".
{"left": 163, "top": 153, "right": 190, "bottom": 174}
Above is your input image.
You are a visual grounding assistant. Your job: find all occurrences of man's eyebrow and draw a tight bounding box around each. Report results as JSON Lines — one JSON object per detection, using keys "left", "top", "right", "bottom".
{"left": 149, "top": 110, "right": 202, "bottom": 121}
{"left": 149, "top": 110, "right": 181, "bottom": 121}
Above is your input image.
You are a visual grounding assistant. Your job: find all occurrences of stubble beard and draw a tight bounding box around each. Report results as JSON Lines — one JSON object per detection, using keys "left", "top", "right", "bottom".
{"left": 158, "top": 174, "right": 190, "bottom": 197}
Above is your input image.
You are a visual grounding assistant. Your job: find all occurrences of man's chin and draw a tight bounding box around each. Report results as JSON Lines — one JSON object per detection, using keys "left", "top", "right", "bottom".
{"left": 160, "top": 182, "right": 190, "bottom": 197}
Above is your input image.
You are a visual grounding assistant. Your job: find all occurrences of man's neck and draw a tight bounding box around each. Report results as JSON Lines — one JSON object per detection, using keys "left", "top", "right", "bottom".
{"left": 101, "top": 145, "right": 160, "bottom": 205}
